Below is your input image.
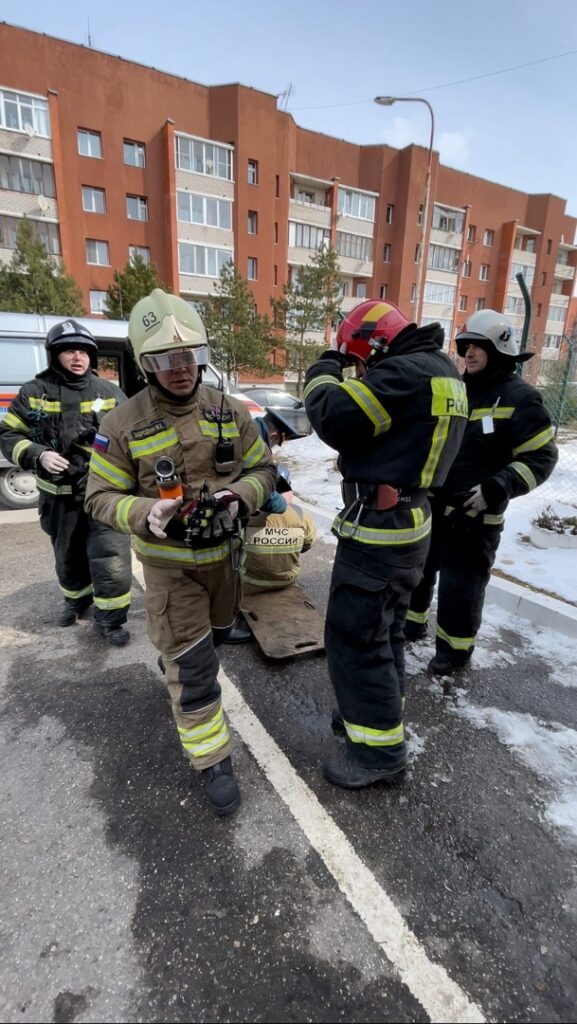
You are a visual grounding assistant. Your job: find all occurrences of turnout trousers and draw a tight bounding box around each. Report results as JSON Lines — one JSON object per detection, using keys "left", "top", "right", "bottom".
{"left": 142, "top": 555, "right": 240, "bottom": 771}
{"left": 408, "top": 506, "right": 502, "bottom": 665}
{"left": 325, "top": 541, "right": 423, "bottom": 769}
{"left": 39, "top": 494, "right": 132, "bottom": 627}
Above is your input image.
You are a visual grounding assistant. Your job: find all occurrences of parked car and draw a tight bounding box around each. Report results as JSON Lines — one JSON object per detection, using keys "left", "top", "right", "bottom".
{"left": 229, "top": 392, "right": 267, "bottom": 419}
{"left": 238, "top": 387, "right": 311, "bottom": 436}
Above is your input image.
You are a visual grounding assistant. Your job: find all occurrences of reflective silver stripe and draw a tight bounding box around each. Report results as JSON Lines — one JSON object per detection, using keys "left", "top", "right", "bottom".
{"left": 89, "top": 451, "right": 135, "bottom": 491}
{"left": 333, "top": 513, "right": 431, "bottom": 546}
{"left": 303, "top": 375, "right": 341, "bottom": 400}
{"left": 339, "top": 380, "right": 391, "bottom": 436}
{"left": 512, "top": 426, "right": 555, "bottom": 455}
{"left": 510, "top": 461, "right": 537, "bottom": 491}
{"left": 115, "top": 496, "right": 138, "bottom": 533}
{"left": 177, "top": 707, "right": 230, "bottom": 757}
{"left": 344, "top": 719, "right": 404, "bottom": 747}
{"left": 37, "top": 478, "right": 73, "bottom": 496}
{"left": 128, "top": 427, "right": 179, "bottom": 459}
{"left": 60, "top": 583, "right": 94, "bottom": 599}
{"left": 199, "top": 421, "right": 240, "bottom": 440}
{"left": 436, "top": 624, "right": 476, "bottom": 650}
{"left": 133, "top": 535, "right": 235, "bottom": 565}
{"left": 93, "top": 592, "right": 131, "bottom": 610}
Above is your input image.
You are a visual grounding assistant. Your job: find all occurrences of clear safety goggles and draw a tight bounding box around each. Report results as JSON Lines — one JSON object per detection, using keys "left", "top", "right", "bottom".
{"left": 141, "top": 346, "right": 209, "bottom": 373}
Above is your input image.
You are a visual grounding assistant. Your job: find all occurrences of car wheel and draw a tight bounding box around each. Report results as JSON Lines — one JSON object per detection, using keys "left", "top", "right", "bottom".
{"left": 0, "top": 467, "right": 39, "bottom": 509}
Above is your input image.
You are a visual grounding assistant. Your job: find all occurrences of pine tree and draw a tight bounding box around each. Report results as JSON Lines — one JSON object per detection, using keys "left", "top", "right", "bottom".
{"left": 104, "top": 254, "right": 166, "bottom": 319}
{"left": 0, "top": 218, "right": 84, "bottom": 315}
{"left": 202, "top": 262, "right": 277, "bottom": 385}
{"left": 271, "top": 246, "right": 341, "bottom": 396}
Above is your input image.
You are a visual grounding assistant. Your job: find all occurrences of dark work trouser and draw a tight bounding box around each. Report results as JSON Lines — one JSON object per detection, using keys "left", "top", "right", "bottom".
{"left": 325, "top": 542, "right": 423, "bottom": 769}
{"left": 39, "top": 494, "right": 132, "bottom": 626}
{"left": 408, "top": 510, "right": 502, "bottom": 664}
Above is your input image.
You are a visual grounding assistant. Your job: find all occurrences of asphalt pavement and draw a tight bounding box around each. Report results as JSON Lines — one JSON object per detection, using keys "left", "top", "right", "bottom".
{"left": 1, "top": 511, "right": 577, "bottom": 1024}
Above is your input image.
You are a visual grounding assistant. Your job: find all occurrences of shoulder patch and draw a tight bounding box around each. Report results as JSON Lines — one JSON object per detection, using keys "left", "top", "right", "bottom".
{"left": 93, "top": 433, "right": 109, "bottom": 453}
{"left": 203, "top": 406, "right": 233, "bottom": 423}
{"left": 130, "top": 419, "right": 167, "bottom": 440}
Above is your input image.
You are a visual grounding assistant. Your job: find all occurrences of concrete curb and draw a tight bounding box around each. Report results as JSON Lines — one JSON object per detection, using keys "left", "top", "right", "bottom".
{"left": 294, "top": 497, "right": 577, "bottom": 641}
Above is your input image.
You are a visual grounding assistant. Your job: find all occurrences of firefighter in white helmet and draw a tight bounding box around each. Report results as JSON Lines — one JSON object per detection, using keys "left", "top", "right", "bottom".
{"left": 85, "top": 289, "right": 276, "bottom": 816}
{"left": 406, "top": 309, "right": 558, "bottom": 674}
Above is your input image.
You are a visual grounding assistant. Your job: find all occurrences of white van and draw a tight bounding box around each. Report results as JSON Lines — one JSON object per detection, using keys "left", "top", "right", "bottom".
{"left": 0, "top": 311, "right": 226, "bottom": 509}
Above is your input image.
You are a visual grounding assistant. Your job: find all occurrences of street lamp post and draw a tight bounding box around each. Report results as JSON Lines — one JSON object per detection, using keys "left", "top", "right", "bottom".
{"left": 374, "top": 96, "right": 435, "bottom": 323}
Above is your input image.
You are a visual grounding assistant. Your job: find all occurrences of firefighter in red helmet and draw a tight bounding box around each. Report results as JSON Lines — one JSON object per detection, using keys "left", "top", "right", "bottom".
{"left": 304, "top": 299, "right": 468, "bottom": 789}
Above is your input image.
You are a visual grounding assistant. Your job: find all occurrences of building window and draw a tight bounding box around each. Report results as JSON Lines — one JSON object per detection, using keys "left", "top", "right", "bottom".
{"left": 424, "top": 282, "right": 456, "bottom": 304}
{"left": 468, "top": 225, "right": 477, "bottom": 242}
{"left": 356, "top": 283, "right": 367, "bottom": 299}
{"left": 123, "top": 139, "right": 146, "bottom": 168}
{"left": 177, "top": 191, "right": 231, "bottom": 229}
{"left": 432, "top": 205, "right": 464, "bottom": 233}
{"left": 547, "top": 305, "right": 566, "bottom": 323}
{"left": 428, "top": 244, "right": 460, "bottom": 272}
{"left": 0, "top": 154, "right": 55, "bottom": 197}
{"left": 339, "top": 281, "right": 350, "bottom": 298}
{"left": 510, "top": 261, "right": 535, "bottom": 285}
{"left": 544, "top": 334, "right": 561, "bottom": 350}
{"left": 86, "top": 239, "right": 110, "bottom": 265}
{"left": 0, "top": 89, "right": 50, "bottom": 137}
{"left": 275, "top": 174, "right": 280, "bottom": 198}
{"left": 337, "top": 189, "right": 375, "bottom": 221}
{"left": 126, "top": 195, "right": 148, "bottom": 221}
{"left": 336, "top": 231, "right": 372, "bottom": 262}
{"left": 297, "top": 189, "right": 315, "bottom": 204}
{"left": 274, "top": 221, "right": 278, "bottom": 244}
{"left": 175, "top": 136, "right": 232, "bottom": 180}
{"left": 505, "top": 296, "right": 525, "bottom": 315}
{"left": 274, "top": 265, "right": 278, "bottom": 286}
{"left": 383, "top": 244, "right": 391, "bottom": 263}
{"left": 422, "top": 316, "right": 453, "bottom": 336}
{"left": 379, "top": 284, "right": 388, "bottom": 299}
{"left": 414, "top": 244, "right": 420, "bottom": 263}
{"left": 537, "top": 303, "right": 542, "bottom": 317}
{"left": 78, "top": 129, "right": 102, "bottom": 158}
{"left": 459, "top": 295, "right": 467, "bottom": 311}
{"left": 410, "top": 284, "right": 417, "bottom": 303}
{"left": 178, "top": 243, "right": 232, "bottom": 277}
{"left": 525, "top": 237, "right": 535, "bottom": 254}
{"left": 547, "top": 239, "right": 552, "bottom": 255}
{"left": 248, "top": 210, "right": 258, "bottom": 235}
{"left": 418, "top": 205, "right": 424, "bottom": 226}
{"left": 248, "top": 160, "right": 258, "bottom": 185}
{"left": 483, "top": 228, "right": 494, "bottom": 246}
{"left": 475, "top": 298, "right": 485, "bottom": 311}
{"left": 462, "top": 260, "right": 472, "bottom": 278}
{"left": 386, "top": 204, "right": 394, "bottom": 224}
{"left": 82, "top": 186, "right": 106, "bottom": 214}
{"left": 247, "top": 257, "right": 257, "bottom": 280}
{"left": 89, "top": 289, "right": 108, "bottom": 314}
{"left": 0, "top": 214, "right": 60, "bottom": 254}
{"left": 541, "top": 272, "right": 547, "bottom": 287}
{"left": 479, "top": 264, "right": 489, "bottom": 281}
{"left": 129, "top": 245, "right": 150, "bottom": 265}
{"left": 288, "top": 221, "right": 330, "bottom": 250}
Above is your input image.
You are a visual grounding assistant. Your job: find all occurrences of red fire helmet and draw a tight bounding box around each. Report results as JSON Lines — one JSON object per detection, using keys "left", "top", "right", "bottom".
{"left": 336, "top": 299, "right": 414, "bottom": 362}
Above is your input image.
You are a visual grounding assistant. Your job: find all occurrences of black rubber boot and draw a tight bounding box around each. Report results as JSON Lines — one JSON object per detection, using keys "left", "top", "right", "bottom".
{"left": 58, "top": 604, "right": 78, "bottom": 627}
{"left": 224, "top": 619, "right": 252, "bottom": 644}
{"left": 331, "top": 707, "right": 346, "bottom": 734}
{"left": 203, "top": 757, "right": 241, "bottom": 816}
{"left": 427, "top": 653, "right": 470, "bottom": 676}
{"left": 94, "top": 622, "right": 130, "bottom": 647}
{"left": 404, "top": 620, "right": 428, "bottom": 641}
{"left": 323, "top": 745, "right": 407, "bottom": 790}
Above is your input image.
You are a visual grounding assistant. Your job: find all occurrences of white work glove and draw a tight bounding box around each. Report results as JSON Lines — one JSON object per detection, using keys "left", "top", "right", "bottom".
{"left": 463, "top": 485, "right": 488, "bottom": 513}
{"left": 38, "top": 450, "right": 70, "bottom": 474}
{"left": 213, "top": 490, "right": 239, "bottom": 520}
{"left": 147, "top": 497, "right": 183, "bottom": 538}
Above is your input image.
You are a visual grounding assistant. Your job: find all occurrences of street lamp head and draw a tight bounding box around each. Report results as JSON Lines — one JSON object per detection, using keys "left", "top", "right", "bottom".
{"left": 374, "top": 96, "right": 396, "bottom": 106}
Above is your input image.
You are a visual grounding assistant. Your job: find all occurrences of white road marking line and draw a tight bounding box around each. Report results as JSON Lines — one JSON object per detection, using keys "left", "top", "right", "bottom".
{"left": 131, "top": 554, "right": 485, "bottom": 1022}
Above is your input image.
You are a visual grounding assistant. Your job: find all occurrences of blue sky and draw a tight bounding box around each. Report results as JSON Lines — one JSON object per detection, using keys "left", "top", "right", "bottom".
{"left": 8, "top": 0, "right": 577, "bottom": 221}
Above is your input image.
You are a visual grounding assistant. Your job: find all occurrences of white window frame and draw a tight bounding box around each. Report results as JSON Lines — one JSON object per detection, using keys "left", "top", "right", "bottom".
{"left": 86, "top": 239, "right": 110, "bottom": 266}
{"left": 288, "top": 221, "right": 330, "bottom": 250}
{"left": 247, "top": 257, "right": 258, "bottom": 280}
{"left": 176, "top": 191, "right": 232, "bottom": 230}
{"left": 248, "top": 210, "right": 258, "bottom": 235}
{"left": 337, "top": 188, "right": 376, "bottom": 221}
{"left": 458, "top": 295, "right": 467, "bottom": 311}
{"left": 175, "top": 135, "right": 233, "bottom": 180}
{"left": 123, "top": 139, "right": 146, "bottom": 168}
{"left": 0, "top": 88, "right": 50, "bottom": 138}
{"left": 424, "top": 282, "right": 456, "bottom": 305}
{"left": 78, "top": 129, "right": 102, "bottom": 159}
{"left": 383, "top": 244, "right": 391, "bottom": 263}
{"left": 89, "top": 289, "right": 108, "bottom": 314}
{"left": 336, "top": 231, "right": 372, "bottom": 262}
{"left": 428, "top": 244, "right": 460, "bottom": 273}
{"left": 0, "top": 213, "right": 60, "bottom": 254}
{"left": 248, "top": 160, "right": 258, "bottom": 185}
{"left": 0, "top": 153, "right": 55, "bottom": 197}
{"left": 483, "top": 228, "right": 494, "bottom": 247}
{"left": 126, "top": 194, "right": 148, "bottom": 221}
{"left": 386, "top": 204, "right": 394, "bottom": 224}
{"left": 82, "top": 186, "right": 106, "bottom": 214}
{"left": 178, "top": 242, "right": 233, "bottom": 278}
{"left": 129, "top": 245, "right": 151, "bottom": 265}
{"left": 479, "top": 264, "right": 489, "bottom": 281}
{"left": 475, "top": 298, "right": 485, "bottom": 311}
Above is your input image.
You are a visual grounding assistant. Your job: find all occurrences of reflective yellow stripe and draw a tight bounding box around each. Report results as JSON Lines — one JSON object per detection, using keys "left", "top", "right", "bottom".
{"left": 344, "top": 719, "right": 404, "bottom": 747}
{"left": 133, "top": 535, "right": 236, "bottom": 565}
{"left": 242, "top": 475, "right": 264, "bottom": 508}
{"left": 13, "top": 439, "right": 33, "bottom": 465}
{"left": 510, "top": 461, "right": 537, "bottom": 491}
{"left": 244, "top": 541, "right": 302, "bottom": 554}
{"left": 37, "top": 478, "right": 73, "bottom": 496}
{"left": 60, "top": 583, "right": 94, "bottom": 600}
{"left": 4, "top": 411, "right": 30, "bottom": 432}
{"left": 94, "top": 592, "right": 131, "bottom": 610}
{"left": 89, "top": 451, "right": 135, "bottom": 491}
{"left": 430, "top": 377, "right": 468, "bottom": 418}
{"left": 411, "top": 506, "right": 425, "bottom": 528}
{"left": 436, "top": 624, "right": 476, "bottom": 650}
{"left": 340, "top": 379, "right": 391, "bottom": 436}
{"left": 470, "top": 407, "right": 514, "bottom": 421}
{"left": 177, "top": 707, "right": 230, "bottom": 757}
{"left": 243, "top": 436, "right": 267, "bottom": 469}
{"left": 512, "top": 426, "right": 555, "bottom": 455}
{"left": 79, "top": 398, "right": 117, "bottom": 413}
{"left": 406, "top": 608, "right": 428, "bottom": 624}
{"left": 115, "top": 496, "right": 138, "bottom": 533}
{"left": 29, "top": 396, "right": 60, "bottom": 413}
{"left": 128, "top": 427, "right": 179, "bottom": 459}
{"left": 240, "top": 573, "right": 299, "bottom": 588}
{"left": 483, "top": 513, "right": 504, "bottom": 525}
{"left": 420, "top": 416, "right": 450, "bottom": 487}
{"left": 333, "top": 513, "right": 431, "bottom": 546}
{"left": 198, "top": 420, "right": 240, "bottom": 439}
{"left": 303, "top": 375, "right": 341, "bottom": 400}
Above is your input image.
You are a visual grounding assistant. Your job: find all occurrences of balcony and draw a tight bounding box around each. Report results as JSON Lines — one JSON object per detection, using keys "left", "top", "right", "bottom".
{"left": 549, "top": 294, "right": 570, "bottom": 309}
{"left": 289, "top": 198, "right": 331, "bottom": 229}
{"left": 554, "top": 262, "right": 575, "bottom": 281}
{"left": 429, "top": 226, "right": 463, "bottom": 249}
{"left": 512, "top": 247, "right": 537, "bottom": 266}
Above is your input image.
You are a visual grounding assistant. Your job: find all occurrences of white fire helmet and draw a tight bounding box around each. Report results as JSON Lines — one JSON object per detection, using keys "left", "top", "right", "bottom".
{"left": 456, "top": 309, "right": 532, "bottom": 361}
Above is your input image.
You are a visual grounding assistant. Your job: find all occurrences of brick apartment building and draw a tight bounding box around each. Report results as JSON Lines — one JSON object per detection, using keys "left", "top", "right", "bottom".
{"left": 1, "top": 21, "right": 576, "bottom": 380}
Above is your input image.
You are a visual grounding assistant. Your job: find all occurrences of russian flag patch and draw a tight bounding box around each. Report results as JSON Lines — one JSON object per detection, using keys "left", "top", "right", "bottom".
{"left": 93, "top": 433, "right": 110, "bottom": 453}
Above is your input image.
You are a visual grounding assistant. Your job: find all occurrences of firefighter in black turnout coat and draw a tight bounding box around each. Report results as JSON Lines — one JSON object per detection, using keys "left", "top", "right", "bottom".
{"left": 406, "top": 309, "right": 558, "bottom": 674}
{"left": 0, "top": 319, "right": 132, "bottom": 643}
{"left": 304, "top": 300, "right": 468, "bottom": 789}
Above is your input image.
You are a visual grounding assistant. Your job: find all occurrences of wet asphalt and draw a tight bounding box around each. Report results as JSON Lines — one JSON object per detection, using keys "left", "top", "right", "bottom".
{"left": 1, "top": 515, "right": 576, "bottom": 1023}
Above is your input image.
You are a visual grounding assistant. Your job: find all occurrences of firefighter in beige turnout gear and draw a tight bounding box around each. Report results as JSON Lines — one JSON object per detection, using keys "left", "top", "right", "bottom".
{"left": 85, "top": 290, "right": 276, "bottom": 815}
